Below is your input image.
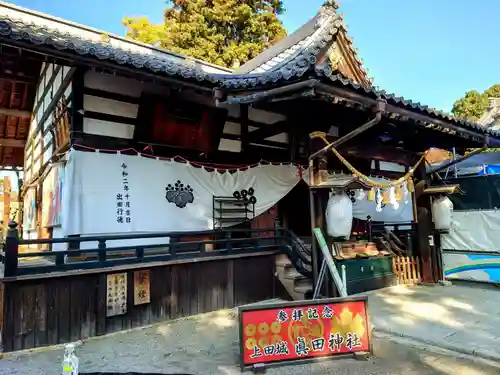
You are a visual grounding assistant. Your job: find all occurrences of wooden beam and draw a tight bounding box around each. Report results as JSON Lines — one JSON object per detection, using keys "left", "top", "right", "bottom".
{"left": 247, "top": 121, "right": 288, "bottom": 143}
{"left": 309, "top": 101, "right": 385, "bottom": 160}
{"left": 0, "top": 76, "right": 37, "bottom": 84}
{"left": 240, "top": 104, "right": 249, "bottom": 153}
{"left": 0, "top": 138, "right": 25, "bottom": 148}
{"left": 0, "top": 108, "right": 30, "bottom": 118}
{"left": 345, "top": 144, "right": 416, "bottom": 166}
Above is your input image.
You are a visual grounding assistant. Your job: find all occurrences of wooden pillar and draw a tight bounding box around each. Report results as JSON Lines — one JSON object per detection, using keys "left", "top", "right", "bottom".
{"left": 309, "top": 160, "right": 320, "bottom": 285}
{"left": 240, "top": 104, "right": 249, "bottom": 154}
{"left": 3, "top": 177, "right": 10, "bottom": 232}
{"left": 308, "top": 132, "right": 332, "bottom": 296}
{"left": 70, "top": 68, "right": 85, "bottom": 145}
{"left": 414, "top": 163, "right": 436, "bottom": 283}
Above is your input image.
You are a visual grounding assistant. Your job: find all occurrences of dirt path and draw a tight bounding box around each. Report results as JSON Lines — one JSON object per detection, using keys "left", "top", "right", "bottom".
{"left": 0, "top": 309, "right": 498, "bottom": 375}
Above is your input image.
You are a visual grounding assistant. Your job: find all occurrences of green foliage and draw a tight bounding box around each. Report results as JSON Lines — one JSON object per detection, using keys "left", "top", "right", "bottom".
{"left": 451, "top": 83, "right": 500, "bottom": 121}
{"left": 123, "top": 0, "right": 288, "bottom": 68}
{"left": 451, "top": 90, "right": 489, "bottom": 121}
{"left": 485, "top": 84, "right": 500, "bottom": 99}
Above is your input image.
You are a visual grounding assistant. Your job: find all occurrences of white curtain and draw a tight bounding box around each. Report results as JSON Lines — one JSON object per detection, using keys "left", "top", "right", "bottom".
{"left": 442, "top": 210, "right": 500, "bottom": 252}
{"left": 61, "top": 150, "right": 302, "bottom": 236}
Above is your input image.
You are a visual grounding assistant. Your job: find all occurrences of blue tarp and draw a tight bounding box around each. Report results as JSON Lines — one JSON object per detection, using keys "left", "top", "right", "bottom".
{"left": 478, "top": 165, "right": 500, "bottom": 175}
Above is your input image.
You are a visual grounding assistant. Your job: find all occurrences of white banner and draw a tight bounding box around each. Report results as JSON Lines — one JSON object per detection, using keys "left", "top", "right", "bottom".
{"left": 62, "top": 150, "right": 302, "bottom": 236}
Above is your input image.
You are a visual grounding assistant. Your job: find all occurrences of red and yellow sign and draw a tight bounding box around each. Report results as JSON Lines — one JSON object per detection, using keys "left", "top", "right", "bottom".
{"left": 239, "top": 297, "right": 371, "bottom": 368}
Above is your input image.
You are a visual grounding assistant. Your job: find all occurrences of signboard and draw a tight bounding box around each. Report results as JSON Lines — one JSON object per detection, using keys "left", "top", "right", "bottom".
{"left": 238, "top": 297, "right": 371, "bottom": 370}
{"left": 133, "top": 269, "right": 151, "bottom": 305}
{"left": 106, "top": 273, "right": 128, "bottom": 317}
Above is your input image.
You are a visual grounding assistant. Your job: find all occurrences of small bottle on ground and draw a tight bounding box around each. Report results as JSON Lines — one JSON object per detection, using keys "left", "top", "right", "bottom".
{"left": 62, "top": 343, "right": 79, "bottom": 375}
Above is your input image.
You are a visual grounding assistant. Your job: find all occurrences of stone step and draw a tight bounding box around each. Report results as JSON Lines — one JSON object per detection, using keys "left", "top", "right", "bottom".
{"left": 285, "top": 269, "right": 307, "bottom": 280}
{"left": 294, "top": 282, "right": 313, "bottom": 296}
{"left": 275, "top": 255, "right": 294, "bottom": 268}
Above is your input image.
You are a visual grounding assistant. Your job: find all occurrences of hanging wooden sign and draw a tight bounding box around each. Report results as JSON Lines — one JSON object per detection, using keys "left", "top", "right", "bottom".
{"left": 133, "top": 269, "right": 151, "bottom": 305}
{"left": 106, "top": 272, "right": 128, "bottom": 317}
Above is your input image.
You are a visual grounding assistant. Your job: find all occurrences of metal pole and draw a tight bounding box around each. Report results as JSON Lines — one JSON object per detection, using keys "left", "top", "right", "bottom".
{"left": 312, "top": 259, "right": 327, "bottom": 299}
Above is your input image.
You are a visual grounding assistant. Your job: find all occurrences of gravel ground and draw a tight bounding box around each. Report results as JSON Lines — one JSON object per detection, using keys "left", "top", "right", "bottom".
{"left": 0, "top": 309, "right": 498, "bottom": 375}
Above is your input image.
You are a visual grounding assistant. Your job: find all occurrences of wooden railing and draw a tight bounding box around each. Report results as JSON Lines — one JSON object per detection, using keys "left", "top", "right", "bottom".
{"left": 392, "top": 255, "right": 422, "bottom": 285}
{"left": 0, "top": 221, "right": 287, "bottom": 277}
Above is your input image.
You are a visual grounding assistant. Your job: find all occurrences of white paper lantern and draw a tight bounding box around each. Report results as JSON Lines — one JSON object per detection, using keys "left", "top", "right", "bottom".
{"left": 326, "top": 191, "right": 353, "bottom": 239}
{"left": 432, "top": 196, "right": 454, "bottom": 231}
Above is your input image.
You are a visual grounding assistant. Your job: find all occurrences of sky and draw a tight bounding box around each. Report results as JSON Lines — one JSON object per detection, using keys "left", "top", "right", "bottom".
{"left": 9, "top": 0, "right": 500, "bottom": 112}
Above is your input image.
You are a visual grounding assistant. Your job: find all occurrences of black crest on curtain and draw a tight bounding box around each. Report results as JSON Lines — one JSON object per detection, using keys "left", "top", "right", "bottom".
{"left": 165, "top": 180, "right": 194, "bottom": 208}
{"left": 232, "top": 187, "right": 257, "bottom": 204}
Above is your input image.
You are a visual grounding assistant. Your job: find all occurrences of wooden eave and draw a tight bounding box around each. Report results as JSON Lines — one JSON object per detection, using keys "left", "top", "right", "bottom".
{"left": 335, "top": 31, "right": 370, "bottom": 88}
{"left": 0, "top": 45, "right": 40, "bottom": 167}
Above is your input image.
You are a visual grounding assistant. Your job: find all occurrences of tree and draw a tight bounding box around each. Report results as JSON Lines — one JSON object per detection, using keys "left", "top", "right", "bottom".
{"left": 485, "top": 84, "right": 500, "bottom": 99}
{"left": 451, "top": 83, "right": 500, "bottom": 121}
{"left": 123, "top": 0, "right": 288, "bottom": 68}
{"left": 451, "top": 90, "right": 489, "bottom": 121}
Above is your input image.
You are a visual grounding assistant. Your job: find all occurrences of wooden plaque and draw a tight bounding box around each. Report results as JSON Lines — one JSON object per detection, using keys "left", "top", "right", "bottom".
{"left": 106, "top": 272, "right": 128, "bottom": 317}
{"left": 134, "top": 269, "right": 151, "bottom": 305}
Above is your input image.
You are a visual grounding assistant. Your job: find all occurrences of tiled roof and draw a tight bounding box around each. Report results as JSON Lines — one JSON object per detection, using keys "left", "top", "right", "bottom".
{"left": 0, "top": 2, "right": 497, "bottom": 139}
{"left": 220, "top": 64, "right": 500, "bottom": 137}
{"left": 0, "top": 2, "right": 230, "bottom": 82}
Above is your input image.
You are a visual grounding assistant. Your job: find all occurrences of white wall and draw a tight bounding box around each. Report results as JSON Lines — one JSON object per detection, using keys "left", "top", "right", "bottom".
{"left": 82, "top": 72, "right": 141, "bottom": 139}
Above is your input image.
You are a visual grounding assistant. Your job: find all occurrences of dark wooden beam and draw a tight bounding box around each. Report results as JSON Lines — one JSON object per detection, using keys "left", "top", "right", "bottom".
{"left": 70, "top": 67, "right": 84, "bottom": 144}
{"left": 414, "top": 161, "right": 436, "bottom": 283}
{"left": 247, "top": 121, "right": 288, "bottom": 143}
{"left": 309, "top": 101, "right": 385, "bottom": 160}
{"left": 221, "top": 132, "right": 288, "bottom": 150}
{"left": 207, "top": 107, "right": 228, "bottom": 153}
{"left": 74, "top": 133, "right": 287, "bottom": 164}
{"left": 0, "top": 75, "right": 37, "bottom": 84}
{"left": 240, "top": 104, "right": 249, "bottom": 153}
{"left": 0, "top": 108, "right": 30, "bottom": 118}
{"left": 0, "top": 138, "right": 25, "bottom": 148}
{"left": 226, "top": 116, "right": 263, "bottom": 128}
{"left": 82, "top": 87, "right": 140, "bottom": 105}
{"left": 345, "top": 144, "right": 417, "bottom": 166}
